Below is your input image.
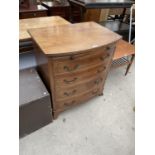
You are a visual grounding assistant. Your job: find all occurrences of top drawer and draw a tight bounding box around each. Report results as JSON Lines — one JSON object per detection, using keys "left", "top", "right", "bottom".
{"left": 51, "top": 45, "right": 115, "bottom": 76}
{"left": 19, "top": 11, "right": 47, "bottom": 19}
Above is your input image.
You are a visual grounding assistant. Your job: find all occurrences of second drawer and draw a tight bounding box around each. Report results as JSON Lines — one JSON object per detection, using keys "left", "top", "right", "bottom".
{"left": 55, "top": 73, "right": 105, "bottom": 101}
{"left": 54, "top": 64, "right": 108, "bottom": 88}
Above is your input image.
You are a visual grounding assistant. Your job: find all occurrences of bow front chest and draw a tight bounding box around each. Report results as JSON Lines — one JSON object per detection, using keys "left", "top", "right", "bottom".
{"left": 28, "top": 22, "right": 121, "bottom": 118}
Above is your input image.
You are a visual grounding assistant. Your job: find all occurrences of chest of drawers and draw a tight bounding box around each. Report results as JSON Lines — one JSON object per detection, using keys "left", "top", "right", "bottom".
{"left": 28, "top": 22, "right": 121, "bottom": 118}
{"left": 41, "top": 1, "right": 70, "bottom": 20}
{"left": 19, "top": 5, "right": 47, "bottom": 19}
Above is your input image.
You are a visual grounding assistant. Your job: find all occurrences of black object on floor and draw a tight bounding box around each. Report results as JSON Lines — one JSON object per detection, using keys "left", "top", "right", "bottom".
{"left": 19, "top": 68, "right": 52, "bottom": 138}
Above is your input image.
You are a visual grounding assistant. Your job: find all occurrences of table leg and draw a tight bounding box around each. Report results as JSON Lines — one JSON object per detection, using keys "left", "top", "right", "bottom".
{"left": 125, "top": 54, "right": 135, "bottom": 75}
{"left": 120, "top": 8, "right": 126, "bottom": 22}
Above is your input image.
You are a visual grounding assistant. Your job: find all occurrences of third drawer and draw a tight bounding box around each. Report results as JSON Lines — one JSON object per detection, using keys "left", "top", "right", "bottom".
{"left": 55, "top": 72, "right": 106, "bottom": 101}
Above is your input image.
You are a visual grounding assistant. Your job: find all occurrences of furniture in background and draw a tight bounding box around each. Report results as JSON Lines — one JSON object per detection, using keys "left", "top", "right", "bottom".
{"left": 112, "top": 39, "right": 135, "bottom": 75}
{"left": 28, "top": 22, "right": 121, "bottom": 118}
{"left": 68, "top": 0, "right": 134, "bottom": 22}
{"left": 19, "top": 16, "right": 70, "bottom": 41}
{"left": 19, "top": 16, "right": 70, "bottom": 53}
{"left": 19, "top": 68, "right": 52, "bottom": 137}
{"left": 99, "top": 20, "right": 135, "bottom": 41}
{"left": 41, "top": 1, "right": 70, "bottom": 20}
{"left": 69, "top": 1, "right": 82, "bottom": 23}
{"left": 108, "top": 8, "right": 125, "bottom": 21}
{"left": 19, "top": 0, "right": 48, "bottom": 19}
{"left": 98, "top": 4, "right": 135, "bottom": 74}
{"left": 20, "top": 4, "right": 48, "bottom": 19}
{"left": 20, "top": 0, "right": 30, "bottom": 8}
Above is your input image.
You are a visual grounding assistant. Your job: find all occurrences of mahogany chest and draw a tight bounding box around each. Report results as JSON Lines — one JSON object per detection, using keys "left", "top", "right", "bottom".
{"left": 41, "top": 1, "right": 70, "bottom": 20}
{"left": 19, "top": 5, "right": 47, "bottom": 19}
{"left": 28, "top": 22, "right": 121, "bottom": 118}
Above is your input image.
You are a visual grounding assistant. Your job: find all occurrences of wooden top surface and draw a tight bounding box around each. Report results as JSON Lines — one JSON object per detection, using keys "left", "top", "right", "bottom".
{"left": 28, "top": 22, "right": 121, "bottom": 56}
{"left": 113, "top": 39, "right": 135, "bottom": 60}
{"left": 19, "top": 16, "right": 70, "bottom": 41}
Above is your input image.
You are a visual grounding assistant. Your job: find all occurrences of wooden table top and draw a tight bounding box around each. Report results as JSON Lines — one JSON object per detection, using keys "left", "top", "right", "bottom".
{"left": 28, "top": 22, "right": 121, "bottom": 56}
{"left": 69, "top": 0, "right": 134, "bottom": 8}
{"left": 19, "top": 16, "right": 70, "bottom": 41}
{"left": 113, "top": 39, "right": 135, "bottom": 60}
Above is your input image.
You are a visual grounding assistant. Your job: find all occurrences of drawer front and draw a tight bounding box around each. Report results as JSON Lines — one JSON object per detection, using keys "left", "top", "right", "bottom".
{"left": 51, "top": 12, "right": 67, "bottom": 19}
{"left": 52, "top": 46, "right": 113, "bottom": 76}
{"left": 55, "top": 73, "right": 105, "bottom": 100}
{"left": 51, "top": 44, "right": 115, "bottom": 112}
{"left": 51, "top": 7, "right": 69, "bottom": 13}
{"left": 54, "top": 64, "right": 107, "bottom": 88}
{"left": 55, "top": 87, "right": 102, "bottom": 110}
{"left": 20, "top": 11, "right": 47, "bottom": 19}
{"left": 48, "top": 7, "right": 70, "bottom": 19}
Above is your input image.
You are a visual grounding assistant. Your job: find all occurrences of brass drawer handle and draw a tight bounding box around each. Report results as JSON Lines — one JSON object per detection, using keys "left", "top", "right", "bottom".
{"left": 94, "top": 79, "right": 100, "bottom": 85}
{"left": 106, "top": 46, "right": 111, "bottom": 50}
{"left": 64, "top": 77, "right": 77, "bottom": 84}
{"left": 97, "top": 66, "right": 106, "bottom": 73}
{"left": 64, "top": 100, "right": 76, "bottom": 106}
{"left": 64, "top": 90, "right": 76, "bottom": 96}
{"left": 94, "top": 78, "right": 103, "bottom": 85}
{"left": 100, "top": 53, "right": 110, "bottom": 61}
{"left": 69, "top": 56, "right": 74, "bottom": 60}
{"left": 33, "top": 13, "right": 36, "bottom": 16}
{"left": 64, "top": 64, "right": 80, "bottom": 72}
{"left": 92, "top": 89, "right": 99, "bottom": 95}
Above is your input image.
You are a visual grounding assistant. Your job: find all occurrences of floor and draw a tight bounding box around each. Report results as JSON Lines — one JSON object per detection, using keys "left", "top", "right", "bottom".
{"left": 19, "top": 56, "right": 135, "bottom": 155}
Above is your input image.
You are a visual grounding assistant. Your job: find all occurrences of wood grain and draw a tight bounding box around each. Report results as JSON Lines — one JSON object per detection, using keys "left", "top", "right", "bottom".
{"left": 29, "top": 22, "right": 121, "bottom": 56}
{"left": 52, "top": 46, "right": 112, "bottom": 76}
{"left": 19, "top": 16, "right": 70, "bottom": 41}
{"left": 83, "top": 9, "right": 101, "bottom": 22}
{"left": 55, "top": 72, "right": 106, "bottom": 100}
{"left": 113, "top": 39, "right": 135, "bottom": 60}
{"left": 55, "top": 87, "right": 103, "bottom": 110}
{"left": 31, "top": 22, "right": 121, "bottom": 118}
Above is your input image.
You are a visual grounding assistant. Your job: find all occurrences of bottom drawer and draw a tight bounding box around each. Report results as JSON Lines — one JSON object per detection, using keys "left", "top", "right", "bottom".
{"left": 54, "top": 87, "right": 102, "bottom": 110}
